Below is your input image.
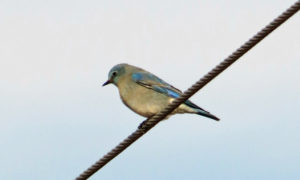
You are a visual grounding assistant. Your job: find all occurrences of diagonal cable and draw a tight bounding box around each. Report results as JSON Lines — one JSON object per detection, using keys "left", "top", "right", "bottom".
{"left": 75, "top": 1, "right": 300, "bottom": 179}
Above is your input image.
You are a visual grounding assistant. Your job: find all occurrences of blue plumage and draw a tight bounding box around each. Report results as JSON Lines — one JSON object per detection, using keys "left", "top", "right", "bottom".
{"left": 132, "top": 72, "right": 180, "bottom": 98}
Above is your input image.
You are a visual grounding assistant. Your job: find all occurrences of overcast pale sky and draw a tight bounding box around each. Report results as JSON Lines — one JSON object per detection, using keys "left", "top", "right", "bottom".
{"left": 0, "top": 0, "right": 300, "bottom": 179}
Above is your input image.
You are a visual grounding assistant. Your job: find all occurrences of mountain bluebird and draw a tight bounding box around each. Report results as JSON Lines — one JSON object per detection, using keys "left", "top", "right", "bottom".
{"left": 103, "top": 63, "right": 219, "bottom": 122}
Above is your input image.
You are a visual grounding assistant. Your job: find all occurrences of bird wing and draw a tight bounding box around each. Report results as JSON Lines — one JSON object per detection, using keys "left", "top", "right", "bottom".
{"left": 131, "top": 72, "right": 206, "bottom": 111}
{"left": 132, "top": 72, "right": 182, "bottom": 98}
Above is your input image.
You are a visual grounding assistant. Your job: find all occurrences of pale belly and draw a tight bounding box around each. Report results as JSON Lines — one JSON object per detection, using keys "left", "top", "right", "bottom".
{"left": 119, "top": 83, "right": 170, "bottom": 117}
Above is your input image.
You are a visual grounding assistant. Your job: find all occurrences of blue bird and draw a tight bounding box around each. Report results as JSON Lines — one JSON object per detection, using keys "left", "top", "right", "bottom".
{"left": 103, "top": 63, "right": 219, "bottom": 121}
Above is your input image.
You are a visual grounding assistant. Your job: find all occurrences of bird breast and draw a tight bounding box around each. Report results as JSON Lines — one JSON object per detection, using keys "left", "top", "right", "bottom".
{"left": 118, "top": 79, "right": 170, "bottom": 117}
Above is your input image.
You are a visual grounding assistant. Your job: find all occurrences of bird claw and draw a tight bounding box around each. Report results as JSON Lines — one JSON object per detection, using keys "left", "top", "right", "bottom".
{"left": 138, "top": 119, "right": 148, "bottom": 130}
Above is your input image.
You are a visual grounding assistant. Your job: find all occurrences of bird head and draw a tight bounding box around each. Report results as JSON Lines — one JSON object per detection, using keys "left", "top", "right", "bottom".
{"left": 103, "top": 64, "right": 126, "bottom": 86}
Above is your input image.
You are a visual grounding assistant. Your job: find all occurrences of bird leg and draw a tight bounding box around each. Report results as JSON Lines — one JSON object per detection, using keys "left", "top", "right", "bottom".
{"left": 138, "top": 119, "right": 148, "bottom": 130}
{"left": 138, "top": 116, "right": 153, "bottom": 130}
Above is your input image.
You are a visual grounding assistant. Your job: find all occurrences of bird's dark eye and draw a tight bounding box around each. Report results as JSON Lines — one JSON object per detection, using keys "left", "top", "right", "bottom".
{"left": 112, "top": 71, "right": 117, "bottom": 76}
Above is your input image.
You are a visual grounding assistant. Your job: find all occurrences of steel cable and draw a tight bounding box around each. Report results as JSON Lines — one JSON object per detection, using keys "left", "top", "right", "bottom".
{"left": 75, "top": 1, "right": 300, "bottom": 179}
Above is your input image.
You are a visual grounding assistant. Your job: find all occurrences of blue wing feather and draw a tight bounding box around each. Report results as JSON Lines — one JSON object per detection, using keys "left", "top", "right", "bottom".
{"left": 132, "top": 72, "right": 166, "bottom": 85}
{"left": 152, "top": 86, "right": 180, "bottom": 98}
{"left": 132, "top": 72, "right": 181, "bottom": 98}
{"left": 132, "top": 72, "right": 206, "bottom": 110}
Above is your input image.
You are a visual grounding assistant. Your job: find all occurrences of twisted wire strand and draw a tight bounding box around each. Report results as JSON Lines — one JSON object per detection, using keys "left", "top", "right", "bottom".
{"left": 75, "top": 1, "right": 300, "bottom": 179}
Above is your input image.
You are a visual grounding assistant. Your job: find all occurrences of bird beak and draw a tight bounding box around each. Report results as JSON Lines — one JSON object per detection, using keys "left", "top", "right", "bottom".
{"left": 102, "top": 79, "right": 112, "bottom": 86}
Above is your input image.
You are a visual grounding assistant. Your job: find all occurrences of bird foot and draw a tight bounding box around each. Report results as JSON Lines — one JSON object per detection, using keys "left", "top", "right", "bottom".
{"left": 137, "top": 116, "right": 156, "bottom": 133}
{"left": 138, "top": 119, "right": 148, "bottom": 130}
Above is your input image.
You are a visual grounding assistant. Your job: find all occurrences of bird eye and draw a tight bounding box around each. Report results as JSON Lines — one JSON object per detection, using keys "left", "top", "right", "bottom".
{"left": 112, "top": 71, "right": 117, "bottom": 76}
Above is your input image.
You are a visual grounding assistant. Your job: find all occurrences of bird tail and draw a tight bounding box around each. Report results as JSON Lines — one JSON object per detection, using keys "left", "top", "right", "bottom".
{"left": 196, "top": 109, "right": 220, "bottom": 121}
{"left": 183, "top": 100, "right": 220, "bottom": 121}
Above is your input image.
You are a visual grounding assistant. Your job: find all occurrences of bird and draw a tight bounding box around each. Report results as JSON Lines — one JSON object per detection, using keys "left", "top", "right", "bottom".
{"left": 103, "top": 63, "right": 219, "bottom": 124}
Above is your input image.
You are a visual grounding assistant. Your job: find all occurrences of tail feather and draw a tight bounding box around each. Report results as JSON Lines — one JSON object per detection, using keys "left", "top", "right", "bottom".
{"left": 196, "top": 110, "right": 220, "bottom": 121}
{"left": 184, "top": 100, "right": 220, "bottom": 121}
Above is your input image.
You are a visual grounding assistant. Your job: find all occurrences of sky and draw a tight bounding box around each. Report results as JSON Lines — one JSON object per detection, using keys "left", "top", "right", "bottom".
{"left": 0, "top": 0, "right": 300, "bottom": 179}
